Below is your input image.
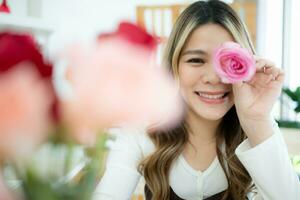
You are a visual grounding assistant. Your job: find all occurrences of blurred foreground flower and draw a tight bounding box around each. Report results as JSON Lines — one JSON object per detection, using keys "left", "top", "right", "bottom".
{"left": 60, "top": 22, "right": 183, "bottom": 145}
{"left": 0, "top": 31, "right": 107, "bottom": 200}
{"left": 0, "top": 21, "right": 184, "bottom": 200}
{"left": 0, "top": 32, "right": 58, "bottom": 200}
{"left": 0, "top": 64, "right": 53, "bottom": 160}
{"left": 0, "top": 32, "right": 56, "bottom": 160}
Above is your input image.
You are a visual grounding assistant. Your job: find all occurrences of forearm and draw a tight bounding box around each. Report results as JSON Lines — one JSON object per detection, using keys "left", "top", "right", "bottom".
{"left": 235, "top": 124, "right": 300, "bottom": 200}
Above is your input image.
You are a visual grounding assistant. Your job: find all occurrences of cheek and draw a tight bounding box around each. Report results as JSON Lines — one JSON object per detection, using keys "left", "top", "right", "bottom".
{"left": 178, "top": 66, "right": 194, "bottom": 100}
{"left": 178, "top": 64, "right": 201, "bottom": 87}
{"left": 178, "top": 64, "right": 204, "bottom": 103}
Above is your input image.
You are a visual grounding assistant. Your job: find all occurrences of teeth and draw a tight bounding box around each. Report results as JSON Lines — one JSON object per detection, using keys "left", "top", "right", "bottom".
{"left": 197, "top": 92, "right": 225, "bottom": 99}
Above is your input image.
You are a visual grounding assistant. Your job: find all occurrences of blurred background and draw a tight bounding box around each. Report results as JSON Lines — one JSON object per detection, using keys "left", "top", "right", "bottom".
{"left": 0, "top": 0, "right": 300, "bottom": 199}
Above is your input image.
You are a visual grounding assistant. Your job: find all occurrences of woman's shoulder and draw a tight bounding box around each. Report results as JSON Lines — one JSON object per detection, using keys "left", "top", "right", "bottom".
{"left": 107, "top": 126, "right": 156, "bottom": 158}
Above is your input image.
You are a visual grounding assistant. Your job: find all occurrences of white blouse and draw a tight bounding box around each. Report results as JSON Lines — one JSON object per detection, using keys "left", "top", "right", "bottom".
{"left": 93, "top": 122, "right": 300, "bottom": 200}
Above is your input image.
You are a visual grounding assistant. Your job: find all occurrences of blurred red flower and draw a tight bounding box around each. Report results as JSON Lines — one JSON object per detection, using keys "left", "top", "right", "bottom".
{"left": 98, "top": 21, "right": 158, "bottom": 51}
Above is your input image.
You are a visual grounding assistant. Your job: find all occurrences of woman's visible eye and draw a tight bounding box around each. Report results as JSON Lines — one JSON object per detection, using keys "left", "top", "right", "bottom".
{"left": 186, "top": 58, "right": 205, "bottom": 64}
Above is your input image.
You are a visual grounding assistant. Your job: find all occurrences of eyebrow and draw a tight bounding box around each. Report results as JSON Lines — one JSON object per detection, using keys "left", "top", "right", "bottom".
{"left": 181, "top": 49, "right": 208, "bottom": 56}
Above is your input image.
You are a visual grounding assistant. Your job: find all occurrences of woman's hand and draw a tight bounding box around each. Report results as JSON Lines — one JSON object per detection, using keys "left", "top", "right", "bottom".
{"left": 232, "top": 57, "right": 285, "bottom": 146}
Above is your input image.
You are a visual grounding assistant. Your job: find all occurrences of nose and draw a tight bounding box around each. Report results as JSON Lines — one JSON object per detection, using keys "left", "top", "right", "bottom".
{"left": 201, "top": 63, "right": 221, "bottom": 85}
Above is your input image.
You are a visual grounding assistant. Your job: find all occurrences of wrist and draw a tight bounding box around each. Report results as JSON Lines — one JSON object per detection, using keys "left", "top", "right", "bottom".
{"left": 240, "top": 117, "right": 275, "bottom": 147}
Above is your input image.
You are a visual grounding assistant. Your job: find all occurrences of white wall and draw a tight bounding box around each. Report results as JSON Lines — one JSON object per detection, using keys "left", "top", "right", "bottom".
{"left": 42, "top": 0, "right": 195, "bottom": 33}
{"left": 289, "top": 0, "right": 300, "bottom": 90}
{"left": 3, "top": 0, "right": 240, "bottom": 48}
{"left": 256, "top": 0, "right": 283, "bottom": 67}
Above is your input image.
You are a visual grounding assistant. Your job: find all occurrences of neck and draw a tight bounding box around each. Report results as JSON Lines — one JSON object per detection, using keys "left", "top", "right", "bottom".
{"left": 185, "top": 109, "right": 221, "bottom": 146}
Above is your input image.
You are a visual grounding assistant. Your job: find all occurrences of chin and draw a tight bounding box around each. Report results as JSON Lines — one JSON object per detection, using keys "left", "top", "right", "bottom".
{"left": 200, "top": 112, "right": 227, "bottom": 121}
{"left": 191, "top": 105, "right": 232, "bottom": 121}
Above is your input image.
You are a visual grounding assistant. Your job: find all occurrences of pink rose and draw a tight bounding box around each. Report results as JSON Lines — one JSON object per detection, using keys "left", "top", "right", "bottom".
{"left": 213, "top": 42, "right": 256, "bottom": 83}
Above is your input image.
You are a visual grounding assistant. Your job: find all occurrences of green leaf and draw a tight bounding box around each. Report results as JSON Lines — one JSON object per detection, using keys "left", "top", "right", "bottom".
{"left": 283, "top": 88, "right": 298, "bottom": 101}
{"left": 296, "top": 87, "right": 300, "bottom": 101}
{"left": 22, "top": 169, "right": 59, "bottom": 200}
{"left": 295, "top": 104, "right": 300, "bottom": 113}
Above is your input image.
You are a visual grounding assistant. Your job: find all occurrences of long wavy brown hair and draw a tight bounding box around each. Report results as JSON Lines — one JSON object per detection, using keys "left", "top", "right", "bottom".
{"left": 139, "top": 0, "right": 256, "bottom": 199}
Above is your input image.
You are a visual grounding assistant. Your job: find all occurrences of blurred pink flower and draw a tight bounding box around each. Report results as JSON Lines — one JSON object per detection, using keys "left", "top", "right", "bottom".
{"left": 213, "top": 42, "right": 256, "bottom": 83}
{"left": 59, "top": 23, "right": 183, "bottom": 144}
{"left": 0, "top": 32, "right": 59, "bottom": 122}
{"left": 0, "top": 63, "right": 54, "bottom": 159}
{"left": 0, "top": 32, "right": 58, "bottom": 159}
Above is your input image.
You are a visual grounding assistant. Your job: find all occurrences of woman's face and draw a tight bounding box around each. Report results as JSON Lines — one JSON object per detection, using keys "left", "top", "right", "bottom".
{"left": 178, "top": 23, "right": 234, "bottom": 121}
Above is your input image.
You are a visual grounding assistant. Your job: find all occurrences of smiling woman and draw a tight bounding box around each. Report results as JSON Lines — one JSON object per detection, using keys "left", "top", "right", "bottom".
{"left": 178, "top": 23, "right": 235, "bottom": 121}
{"left": 94, "top": 1, "right": 300, "bottom": 200}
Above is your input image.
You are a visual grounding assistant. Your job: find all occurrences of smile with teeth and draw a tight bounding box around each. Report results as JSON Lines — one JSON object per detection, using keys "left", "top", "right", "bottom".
{"left": 195, "top": 91, "right": 229, "bottom": 104}
{"left": 197, "top": 92, "right": 225, "bottom": 99}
